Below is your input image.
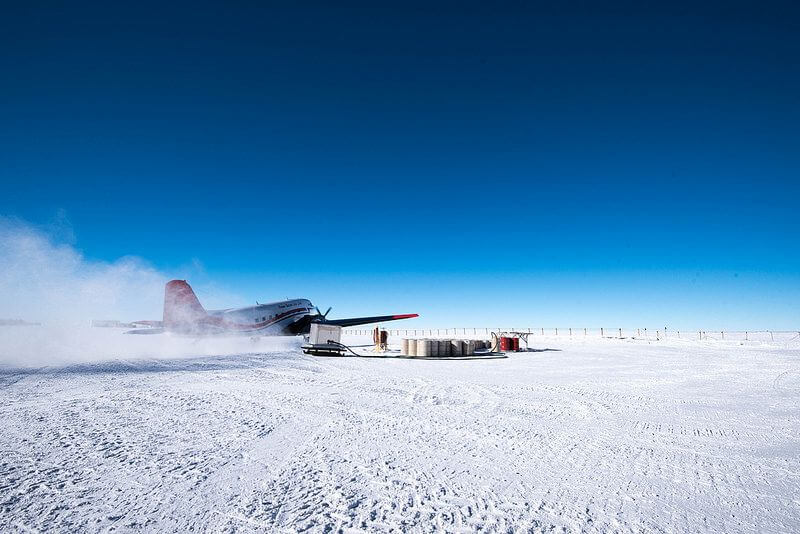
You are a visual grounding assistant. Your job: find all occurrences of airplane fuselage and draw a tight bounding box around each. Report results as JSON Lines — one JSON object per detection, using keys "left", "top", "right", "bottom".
{"left": 206, "top": 299, "right": 315, "bottom": 336}
{"left": 135, "top": 280, "right": 417, "bottom": 337}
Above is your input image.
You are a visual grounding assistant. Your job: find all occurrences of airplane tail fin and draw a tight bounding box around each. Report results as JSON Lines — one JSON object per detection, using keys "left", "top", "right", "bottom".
{"left": 163, "top": 280, "right": 207, "bottom": 329}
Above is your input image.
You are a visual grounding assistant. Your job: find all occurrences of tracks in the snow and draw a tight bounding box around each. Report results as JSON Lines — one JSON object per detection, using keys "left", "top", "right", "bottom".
{"left": 1, "top": 342, "right": 799, "bottom": 532}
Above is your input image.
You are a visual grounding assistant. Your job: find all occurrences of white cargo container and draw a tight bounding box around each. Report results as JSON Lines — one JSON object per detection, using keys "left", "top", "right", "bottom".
{"left": 309, "top": 323, "right": 342, "bottom": 345}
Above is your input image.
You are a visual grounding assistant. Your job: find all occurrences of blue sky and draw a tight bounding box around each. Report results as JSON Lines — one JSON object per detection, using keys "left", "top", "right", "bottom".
{"left": 1, "top": 2, "right": 798, "bottom": 329}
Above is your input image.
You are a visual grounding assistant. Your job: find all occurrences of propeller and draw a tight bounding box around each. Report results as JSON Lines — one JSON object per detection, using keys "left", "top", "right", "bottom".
{"left": 315, "top": 306, "right": 332, "bottom": 320}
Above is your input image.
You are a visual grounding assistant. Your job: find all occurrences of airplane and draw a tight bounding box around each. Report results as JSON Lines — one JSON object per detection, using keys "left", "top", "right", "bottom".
{"left": 126, "top": 280, "right": 418, "bottom": 336}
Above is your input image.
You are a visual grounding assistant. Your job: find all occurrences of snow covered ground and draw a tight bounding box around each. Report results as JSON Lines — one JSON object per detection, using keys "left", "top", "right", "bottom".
{"left": 1, "top": 334, "right": 799, "bottom": 532}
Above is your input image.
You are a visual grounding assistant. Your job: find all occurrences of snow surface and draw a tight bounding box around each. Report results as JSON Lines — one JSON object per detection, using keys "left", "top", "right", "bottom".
{"left": 1, "top": 334, "right": 799, "bottom": 532}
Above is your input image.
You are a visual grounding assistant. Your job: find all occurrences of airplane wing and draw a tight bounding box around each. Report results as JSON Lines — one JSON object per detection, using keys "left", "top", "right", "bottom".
{"left": 124, "top": 319, "right": 165, "bottom": 335}
{"left": 125, "top": 328, "right": 166, "bottom": 335}
{"left": 288, "top": 313, "right": 418, "bottom": 335}
{"left": 323, "top": 314, "right": 419, "bottom": 328}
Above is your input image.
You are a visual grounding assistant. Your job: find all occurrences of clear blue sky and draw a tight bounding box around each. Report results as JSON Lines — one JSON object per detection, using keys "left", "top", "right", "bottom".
{"left": 1, "top": 2, "right": 798, "bottom": 329}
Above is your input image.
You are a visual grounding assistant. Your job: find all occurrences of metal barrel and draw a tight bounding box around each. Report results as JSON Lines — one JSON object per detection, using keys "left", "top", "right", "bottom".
{"left": 450, "top": 339, "right": 463, "bottom": 357}
{"left": 465, "top": 340, "right": 475, "bottom": 356}
{"left": 416, "top": 339, "right": 430, "bottom": 357}
{"left": 407, "top": 338, "right": 417, "bottom": 356}
{"left": 402, "top": 338, "right": 410, "bottom": 355}
{"left": 439, "top": 339, "right": 450, "bottom": 357}
{"left": 430, "top": 339, "right": 439, "bottom": 357}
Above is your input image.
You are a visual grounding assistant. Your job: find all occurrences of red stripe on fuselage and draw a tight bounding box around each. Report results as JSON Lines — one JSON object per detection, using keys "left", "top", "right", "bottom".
{"left": 248, "top": 308, "right": 308, "bottom": 329}
{"left": 198, "top": 308, "right": 308, "bottom": 332}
